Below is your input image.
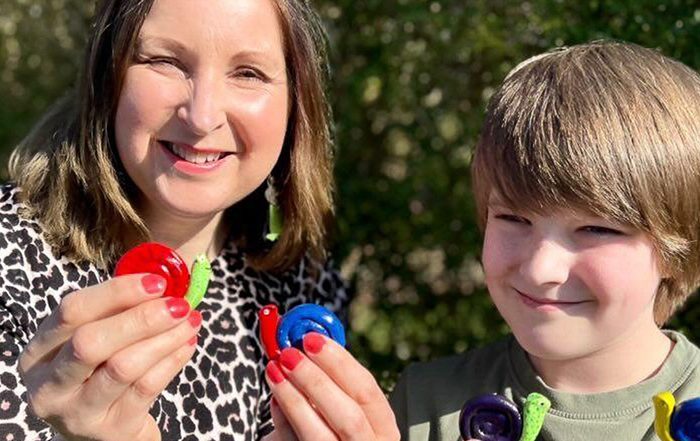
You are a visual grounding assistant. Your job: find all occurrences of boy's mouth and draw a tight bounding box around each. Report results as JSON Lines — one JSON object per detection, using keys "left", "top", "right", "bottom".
{"left": 515, "top": 289, "right": 589, "bottom": 309}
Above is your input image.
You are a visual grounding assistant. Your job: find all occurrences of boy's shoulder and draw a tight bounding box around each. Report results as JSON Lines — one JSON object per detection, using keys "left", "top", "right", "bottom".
{"left": 394, "top": 336, "right": 519, "bottom": 417}
{"left": 666, "top": 330, "right": 700, "bottom": 401}
{"left": 402, "top": 336, "right": 514, "bottom": 385}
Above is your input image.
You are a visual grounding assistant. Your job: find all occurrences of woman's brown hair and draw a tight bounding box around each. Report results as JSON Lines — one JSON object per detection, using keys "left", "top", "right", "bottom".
{"left": 471, "top": 41, "right": 700, "bottom": 324}
{"left": 9, "top": 0, "right": 335, "bottom": 272}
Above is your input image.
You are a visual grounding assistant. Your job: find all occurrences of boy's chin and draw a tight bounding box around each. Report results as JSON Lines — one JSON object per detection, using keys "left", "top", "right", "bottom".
{"left": 509, "top": 322, "right": 593, "bottom": 362}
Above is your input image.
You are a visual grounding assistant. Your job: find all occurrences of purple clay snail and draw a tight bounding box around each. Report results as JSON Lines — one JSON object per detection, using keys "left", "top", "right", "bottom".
{"left": 459, "top": 393, "right": 550, "bottom": 441}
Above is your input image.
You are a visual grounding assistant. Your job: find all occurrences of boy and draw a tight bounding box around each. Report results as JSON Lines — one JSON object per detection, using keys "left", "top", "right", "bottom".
{"left": 390, "top": 41, "right": 700, "bottom": 440}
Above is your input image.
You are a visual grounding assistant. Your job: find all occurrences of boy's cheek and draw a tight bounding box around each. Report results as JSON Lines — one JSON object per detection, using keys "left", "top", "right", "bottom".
{"left": 482, "top": 233, "right": 522, "bottom": 277}
{"left": 480, "top": 243, "right": 502, "bottom": 280}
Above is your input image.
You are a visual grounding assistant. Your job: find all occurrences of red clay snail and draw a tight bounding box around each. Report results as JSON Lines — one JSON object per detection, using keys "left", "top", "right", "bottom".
{"left": 114, "top": 242, "right": 211, "bottom": 309}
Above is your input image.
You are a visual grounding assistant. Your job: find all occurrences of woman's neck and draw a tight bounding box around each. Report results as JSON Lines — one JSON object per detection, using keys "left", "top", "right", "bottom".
{"left": 132, "top": 205, "right": 229, "bottom": 267}
{"left": 527, "top": 320, "right": 673, "bottom": 394}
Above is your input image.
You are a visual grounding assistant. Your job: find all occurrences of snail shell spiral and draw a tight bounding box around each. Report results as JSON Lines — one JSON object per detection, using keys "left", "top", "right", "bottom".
{"left": 671, "top": 397, "right": 700, "bottom": 441}
{"left": 277, "top": 304, "right": 346, "bottom": 350}
{"left": 459, "top": 394, "right": 523, "bottom": 441}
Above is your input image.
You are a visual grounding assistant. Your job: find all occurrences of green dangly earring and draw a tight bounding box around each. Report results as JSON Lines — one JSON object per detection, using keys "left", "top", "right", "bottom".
{"left": 265, "top": 176, "right": 283, "bottom": 241}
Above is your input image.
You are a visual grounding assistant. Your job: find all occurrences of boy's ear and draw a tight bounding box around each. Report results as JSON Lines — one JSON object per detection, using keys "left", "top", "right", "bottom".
{"left": 653, "top": 250, "right": 672, "bottom": 280}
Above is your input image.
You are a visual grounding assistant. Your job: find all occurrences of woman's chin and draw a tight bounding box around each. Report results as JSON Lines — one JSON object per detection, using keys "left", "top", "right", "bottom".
{"left": 166, "top": 198, "right": 231, "bottom": 219}
{"left": 139, "top": 186, "right": 238, "bottom": 220}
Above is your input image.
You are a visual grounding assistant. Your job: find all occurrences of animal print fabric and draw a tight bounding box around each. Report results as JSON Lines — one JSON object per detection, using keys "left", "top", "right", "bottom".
{"left": 0, "top": 183, "right": 348, "bottom": 440}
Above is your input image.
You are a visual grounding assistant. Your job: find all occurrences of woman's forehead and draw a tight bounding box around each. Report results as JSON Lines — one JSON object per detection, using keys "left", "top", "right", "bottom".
{"left": 139, "top": 0, "right": 285, "bottom": 60}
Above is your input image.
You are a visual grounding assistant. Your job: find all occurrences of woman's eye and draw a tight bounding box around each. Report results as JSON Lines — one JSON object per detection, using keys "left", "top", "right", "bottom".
{"left": 149, "top": 57, "right": 181, "bottom": 68}
{"left": 137, "top": 55, "right": 186, "bottom": 72}
{"left": 579, "top": 225, "right": 624, "bottom": 235}
{"left": 234, "top": 67, "right": 268, "bottom": 82}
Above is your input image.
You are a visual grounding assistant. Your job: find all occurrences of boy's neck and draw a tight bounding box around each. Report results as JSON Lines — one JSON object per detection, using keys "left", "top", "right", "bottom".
{"left": 526, "top": 323, "right": 673, "bottom": 394}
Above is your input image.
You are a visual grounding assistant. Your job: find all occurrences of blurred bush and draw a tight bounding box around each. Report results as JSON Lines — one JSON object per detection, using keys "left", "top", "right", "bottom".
{"left": 2, "top": 0, "right": 699, "bottom": 391}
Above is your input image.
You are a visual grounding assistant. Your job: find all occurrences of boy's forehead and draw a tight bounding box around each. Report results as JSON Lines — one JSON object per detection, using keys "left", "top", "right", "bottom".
{"left": 486, "top": 190, "right": 607, "bottom": 220}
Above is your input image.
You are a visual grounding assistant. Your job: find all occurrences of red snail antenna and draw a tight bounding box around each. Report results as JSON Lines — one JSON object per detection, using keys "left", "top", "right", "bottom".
{"left": 259, "top": 305, "right": 281, "bottom": 360}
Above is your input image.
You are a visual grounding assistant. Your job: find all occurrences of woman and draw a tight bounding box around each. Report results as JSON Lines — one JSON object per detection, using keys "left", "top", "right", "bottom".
{"left": 1, "top": 0, "right": 349, "bottom": 439}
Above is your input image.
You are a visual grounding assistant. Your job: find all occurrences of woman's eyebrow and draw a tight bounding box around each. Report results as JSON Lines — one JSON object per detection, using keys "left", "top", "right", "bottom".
{"left": 136, "top": 36, "right": 283, "bottom": 69}
{"left": 136, "top": 36, "right": 188, "bottom": 53}
{"left": 232, "top": 48, "right": 279, "bottom": 62}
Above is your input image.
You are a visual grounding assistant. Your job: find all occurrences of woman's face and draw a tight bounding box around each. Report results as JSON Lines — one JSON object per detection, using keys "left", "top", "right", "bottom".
{"left": 114, "top": 0, "right": 289, "bottom": 221}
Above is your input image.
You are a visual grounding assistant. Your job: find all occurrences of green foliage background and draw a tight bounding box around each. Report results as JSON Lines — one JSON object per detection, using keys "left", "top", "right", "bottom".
{"left": 2, "top": 1, "right": 699, "bottom": 391}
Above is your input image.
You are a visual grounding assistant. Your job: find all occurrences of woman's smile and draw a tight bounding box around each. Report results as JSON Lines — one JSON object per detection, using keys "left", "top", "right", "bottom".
{"left": 157, "top": 140, "right": 237, "bottom": 174}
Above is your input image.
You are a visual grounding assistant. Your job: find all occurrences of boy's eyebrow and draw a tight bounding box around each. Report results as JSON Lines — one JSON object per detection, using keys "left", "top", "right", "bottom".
{"left": 486, "top": 200, "right": 512, "bottom": 211}
{"left": 487, "top": 193, "right": 506, "bottom": 205}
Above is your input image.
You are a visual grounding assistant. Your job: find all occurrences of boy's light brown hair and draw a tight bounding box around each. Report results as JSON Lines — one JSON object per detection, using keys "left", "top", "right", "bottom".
{"left": 471, "top": 41, "right": 700, "bottom": 325}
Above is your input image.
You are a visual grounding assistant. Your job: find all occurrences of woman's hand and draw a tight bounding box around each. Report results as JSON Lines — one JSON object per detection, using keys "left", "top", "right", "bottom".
{"left": 262, "top": 333, "right": 400, "bottom": 441}
{"left": 18, "top": 274, "right": 201, "bottom": 441}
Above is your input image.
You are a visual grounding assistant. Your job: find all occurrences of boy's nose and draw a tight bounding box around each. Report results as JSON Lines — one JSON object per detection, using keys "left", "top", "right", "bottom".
{"left": 518, "top": 238, "right": 571, "bottom": 287}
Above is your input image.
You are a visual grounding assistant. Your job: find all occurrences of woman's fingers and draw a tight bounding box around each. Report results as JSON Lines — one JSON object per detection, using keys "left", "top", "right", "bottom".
{"left": 265, "top": 361, "right": 338, "bottom": 441}
{"left": 260, "top": 397, "right": 299, "bottom": 441}
{"left": 20, "top": 273, "right": 166, "bottom": 373}
{"left": 108, "top": 339, "right": 197, "bottom": 423}
{"left": 30, "top": 295, "right": 191, "bottom": 397}
{"left": 299, "top": 334, "right": 400, "bottom": 441}
{"left": 78, "top": 310, "right": 201, "bottom": 410}
{"left": 265, "top": 335, "right": 400, "bottom": 441}
{"left": 269, "top": 398, "right": 298, "bottom": 441}
{"left": 275, "top": 347, "right": 375, "bottom": 441}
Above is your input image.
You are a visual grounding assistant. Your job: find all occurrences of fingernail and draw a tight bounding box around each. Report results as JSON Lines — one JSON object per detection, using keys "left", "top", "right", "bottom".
{"left": 166, "top": 297, "right": 190, "bottom": 319}
{"left": 188, "top": 335, "right": 197, "bottom": 346}
{"left": 303, "top": 332, "right": 326, "bottom": 354}
{"left": 279, "top": 348, "right": 303, "bottom": 371}
{"left": 266, "top": 361, "right": 286, "bottom": 384}
{"left": 142, "top": 274, "right": 166, "bottom": 294}
{"left": 188, "top": 310, "right": 202, "bottom": 328}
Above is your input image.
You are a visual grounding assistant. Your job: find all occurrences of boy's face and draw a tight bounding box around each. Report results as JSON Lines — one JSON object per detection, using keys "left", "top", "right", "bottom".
{"left": 482, "top": 193, "right": 664, "bottom": 363}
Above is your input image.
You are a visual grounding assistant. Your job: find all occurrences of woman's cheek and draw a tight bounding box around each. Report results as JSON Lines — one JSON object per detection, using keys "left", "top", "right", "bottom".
{"left": 121, "top": 70, "right": 185, "bottom": 122}
{"left": 230, "top": 90, "right": 289, "bottom": 143}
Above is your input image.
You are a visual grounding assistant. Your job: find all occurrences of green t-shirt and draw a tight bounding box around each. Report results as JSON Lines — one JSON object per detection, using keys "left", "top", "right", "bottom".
{"left": 389, "top": 331, "right": 700, "bottom": 441}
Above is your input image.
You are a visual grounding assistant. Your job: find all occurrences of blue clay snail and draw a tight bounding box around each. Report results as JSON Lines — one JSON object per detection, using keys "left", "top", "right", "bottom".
{"left": 653, "top": 391, "right": 700, "bottom": 441}
{"left": 259, "top": 303, "right": 345, "bottom": 360}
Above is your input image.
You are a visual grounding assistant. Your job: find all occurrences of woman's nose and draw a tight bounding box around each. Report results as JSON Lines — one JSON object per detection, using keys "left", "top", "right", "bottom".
{"left": 518, "top": 238, "right": 571, "bottom": 287}
{"left": 177, "top": 76, "right": 226, "bottom": 136}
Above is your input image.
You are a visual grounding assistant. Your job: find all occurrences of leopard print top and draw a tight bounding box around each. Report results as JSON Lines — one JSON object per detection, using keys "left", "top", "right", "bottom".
{"left": 0, "top": 183, "right": 348, "bottom": 441}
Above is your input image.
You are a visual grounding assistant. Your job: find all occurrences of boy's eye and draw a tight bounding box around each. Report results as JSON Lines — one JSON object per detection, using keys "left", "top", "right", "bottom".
{"left": 494, "top": 214, "right": 530, "bottom": 225}
{"left": 578, "top": 225, "right": 624, "bottom": 235}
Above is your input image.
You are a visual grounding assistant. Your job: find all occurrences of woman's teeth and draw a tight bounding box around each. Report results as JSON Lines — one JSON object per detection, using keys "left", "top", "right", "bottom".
{"left": 165, "top": 142, "right": 223, "bottom": 164}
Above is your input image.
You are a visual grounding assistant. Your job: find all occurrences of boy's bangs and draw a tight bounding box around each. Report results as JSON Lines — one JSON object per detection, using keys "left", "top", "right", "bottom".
{"left": 472, "top": 41, "right": 700, "bottom": 324}
{"left": 474, "top": 84, "right": 647, "bottom": 230}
